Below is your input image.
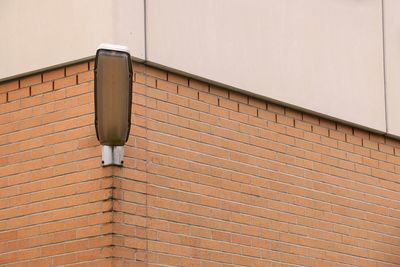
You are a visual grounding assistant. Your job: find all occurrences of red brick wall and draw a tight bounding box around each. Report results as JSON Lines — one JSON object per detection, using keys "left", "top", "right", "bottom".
{"left": 0, "top": 62, "right": 113, "bottom": 267}
{"left": 1, "top": 60, "right": 400, "bottom": 266}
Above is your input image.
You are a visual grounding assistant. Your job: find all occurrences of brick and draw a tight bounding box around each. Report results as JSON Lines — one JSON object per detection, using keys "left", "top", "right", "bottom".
{"left": 329, "top": 129, "right": 346, "bottom": 141}
{"left": 0, "top": 80, "right": 19, "bottom": 94}
{"left": 239, "top": 103, "right": 257, "bottom": 116}
{"left": 212, "top": 231, "right": 231, "bottom": 242}
{"left": 267, "top": 103, "right": 285, "bottom": 114}
{"left": 385, "top": 138, "right": 400, "bottom": 148}
{"left": 320, "top": 118, "right": 336, "bottom": 129}
{"left": 277, "top": 114, "right": 294, "bottom": 126}
{"left": 43, "top": 68, "right": 65, "bottom": 82}
{"left": 312, "top": 125, "right": 329, "bottom": 136}
{"left": 302, "top": 114, "right": 319, "bottom": 125}
{"left": 363, "top": 139, "right": 378, "bottom": 150}
{"left": 157, "top": 79, "right": 177, "bottom": 93}
{"left": 248, "top": 97, "right": 266, "bottom": 109}
{"left": 31, "top": 81, "right": 53, "bottom": 95}
{"left": 89, "top": 60, "right": 96, "bottom": 70}
{"left": 133, "top": 62, "right": 145, "bottom": 73}
{"left": 209, "top": 105, "right": 229, "bottom": 118}
{"left": 168, "top": 73, "right": 188, "bottom": 86}
{"left": 295, "top": 120, "right": 311, "bottom": 131}
{"left": 54, "top": 75, "right": 76, "bottom": 89}
{"left": 66, "top": 83, "right": 90, "bottom": 97}
{"left": 8, "top": 87, "right": 30, "bottom": 101}
{"left": 0, "top": 93, "right": 6, "bottom": 103}
{"left": 147, "top": 66, "right": 167, "bottom": 80}
{"left": 20, "top": 74, "right": 41, "bottom": 87}
{"left": 337, "top": 123, "right": 353, "bottom": 134}
{"left": 346, "top": 134, "right": 362, "bottom": 146}
{"left": 2, "top": 60, "right": 400, "bottom": 267}
{"left": 229, "top": 91, "right": 248, "bottom": 103}
{"left": 370, "top": 133, "right": 385, "bottom": 143}
{"left": 219, "top": 98, "right": 238, "bottom": 111}
{"left": 199, "top": 91, "right": 218, "bottom": 105}
{"left": 135, "top": 73, "right": 156, "bottom": 88}
{"left": 285, "top": 108, "right": 302, "bottom": 119}
{"left": 354, "top": 128, "right": 369, "bottom": 139}
{"left": 66, "top": 62, "right": 89, "bottom": 75}
{"left": 379, "top": 143, "right": 394, "bottom": 154}
{"left": 258, "top": 109, "right": 276, "bottom": 121}
{"left": 178, "top": 85, "right": 198, "bottom": 99}
{"left": 189, "top": 79, "right": 209, "bottom": 92}
{"left": 78, "top": 70, "right": 94, "bottom": 83}
{"left": 210, "top": 85, "right": 228, "bottom": 98}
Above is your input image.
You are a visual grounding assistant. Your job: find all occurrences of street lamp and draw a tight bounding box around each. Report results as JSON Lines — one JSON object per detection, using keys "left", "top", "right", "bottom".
{"left": 94, "top": 44, "right": 133, "bottom": 166}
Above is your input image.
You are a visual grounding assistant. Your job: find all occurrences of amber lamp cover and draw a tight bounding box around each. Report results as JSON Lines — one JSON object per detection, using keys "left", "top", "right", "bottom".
{"left": 94, "top": 47, "right": 133, "bottom": 146}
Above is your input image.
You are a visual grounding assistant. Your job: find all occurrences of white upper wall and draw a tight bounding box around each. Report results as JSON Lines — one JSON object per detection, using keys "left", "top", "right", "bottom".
{"left": 146, "top": 0, "right": 386, "bottom": 133}
{"left": 0, "top": 0, "right": 145, "bottom": 80}
{"left": 1, "top": 0, "right": 398, "bottom": 137}
{"left": 383, "top": 0, "right": 400, "bottom": 137}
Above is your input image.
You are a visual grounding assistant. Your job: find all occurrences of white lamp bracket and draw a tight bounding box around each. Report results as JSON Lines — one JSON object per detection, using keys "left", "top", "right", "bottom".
{"left": 102, "top": 145, "right": 124, "bottom": 167}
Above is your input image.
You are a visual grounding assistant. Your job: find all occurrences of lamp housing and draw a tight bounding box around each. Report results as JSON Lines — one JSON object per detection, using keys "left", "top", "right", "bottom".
{"left": 94, "top": 44, "right": 133, "bottom": 146}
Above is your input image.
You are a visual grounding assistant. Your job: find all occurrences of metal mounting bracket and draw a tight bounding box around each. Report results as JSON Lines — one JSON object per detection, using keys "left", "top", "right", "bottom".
{"left": 102, "top": 145, "right": 124, "bottom": 167}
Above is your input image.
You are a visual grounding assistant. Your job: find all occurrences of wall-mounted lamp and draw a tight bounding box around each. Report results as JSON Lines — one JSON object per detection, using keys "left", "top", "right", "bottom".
{"left": 94, "top": 44, "right": 133, "bottom": 166}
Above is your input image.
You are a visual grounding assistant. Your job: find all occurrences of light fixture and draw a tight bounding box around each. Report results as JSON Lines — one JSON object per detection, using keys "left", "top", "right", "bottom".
{"left": 94, "top": 43, "right": 133, "bottom": 166}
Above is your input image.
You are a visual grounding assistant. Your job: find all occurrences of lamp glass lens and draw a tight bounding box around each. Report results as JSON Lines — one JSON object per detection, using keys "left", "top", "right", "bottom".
{"left": 95, "top": 50, "right": 131, "bottom": 146}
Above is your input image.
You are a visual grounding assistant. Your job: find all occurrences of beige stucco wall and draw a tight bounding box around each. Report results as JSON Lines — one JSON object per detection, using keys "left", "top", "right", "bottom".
{"left": 0, "top": 0, "right": 145, "bottom": 80}
{"left": 146, "top": 0, "right": 386, "bottom": 133}
{"left": 383, "top": 0, "right": 400, "bottom": 137}
{"left": 2, "top": 0, "right": 399, "bottom": 137}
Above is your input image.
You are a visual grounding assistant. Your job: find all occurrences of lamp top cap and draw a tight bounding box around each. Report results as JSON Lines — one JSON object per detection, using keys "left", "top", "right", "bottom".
{"left": 97, "top": 43, "right": 130, "bottom": 54}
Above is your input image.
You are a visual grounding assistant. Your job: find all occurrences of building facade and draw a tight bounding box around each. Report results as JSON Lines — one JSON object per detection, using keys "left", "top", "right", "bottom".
{"left": 1, "top": 1, "right": 400, "bottom": 266}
